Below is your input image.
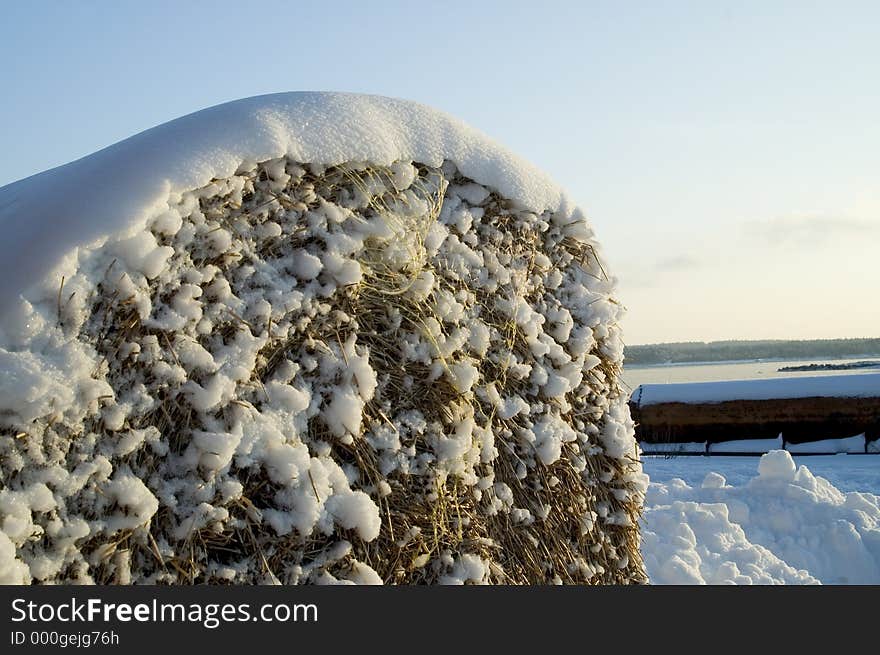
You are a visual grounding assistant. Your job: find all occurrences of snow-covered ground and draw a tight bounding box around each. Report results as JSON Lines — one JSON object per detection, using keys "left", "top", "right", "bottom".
{"left": 641, "top": 451, "right": 880, "bottom": 584}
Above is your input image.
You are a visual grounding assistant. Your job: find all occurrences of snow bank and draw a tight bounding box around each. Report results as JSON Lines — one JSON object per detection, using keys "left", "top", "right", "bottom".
{"left": 708, "top": 435, "right": 783, "bottom": 454}
{"left": 633, "top": 373, "right": 880, "bottom": 406}
{"left": 642, "top": 451, "right": 880, "bottom": 584}
{"left": 638, "top": 441, "right": 706, "bottom": 455}
{"left": 0, "top": 93, "right": 642, "bottom": 585}
{"left": 785, "top": 434, "right": 866, "bottom": 454}
{"left": 639, "top": 433, "right": 870, "bottom": 456}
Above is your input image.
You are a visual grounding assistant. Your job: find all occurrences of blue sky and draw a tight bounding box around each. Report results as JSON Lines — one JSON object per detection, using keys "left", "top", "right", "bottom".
{"left": 2, "top": 1, "right": 878, "bottom": 344}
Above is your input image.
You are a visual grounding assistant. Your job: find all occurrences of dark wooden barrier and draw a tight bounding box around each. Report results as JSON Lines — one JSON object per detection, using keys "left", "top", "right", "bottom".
{"left": 629, "top": 395, "right": 880, "bottom": 446}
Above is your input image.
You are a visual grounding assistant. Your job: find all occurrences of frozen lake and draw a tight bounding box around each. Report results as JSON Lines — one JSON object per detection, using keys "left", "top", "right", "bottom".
{"left": 622, "top": 356, "right": 880, "bottom": 391}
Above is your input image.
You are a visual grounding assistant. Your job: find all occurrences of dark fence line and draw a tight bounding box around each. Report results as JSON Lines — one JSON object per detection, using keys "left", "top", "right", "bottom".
{"left": 629, "top": 395, "right": 880, "bottom": 450}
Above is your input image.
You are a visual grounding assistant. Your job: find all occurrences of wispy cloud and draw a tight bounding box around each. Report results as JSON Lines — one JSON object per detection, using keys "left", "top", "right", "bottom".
{"left": 653, "top": 254, "right": 701, "bottom": 272}
{"left": 614, "top": 254, "right": 703, "bottom": 290}
{"left": 747, "top": 213, "right": 880, "bottom": 245}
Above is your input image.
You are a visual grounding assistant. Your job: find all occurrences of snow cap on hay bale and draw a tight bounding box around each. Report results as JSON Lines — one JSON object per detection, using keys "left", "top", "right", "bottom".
{"left": 0, "top": 92, "right": 645, "bottom": 584}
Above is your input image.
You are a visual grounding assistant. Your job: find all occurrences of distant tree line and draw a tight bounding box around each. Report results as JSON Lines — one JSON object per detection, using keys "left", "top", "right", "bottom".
{"left": 623, "top": 338, "right": 880, "bottom": 366}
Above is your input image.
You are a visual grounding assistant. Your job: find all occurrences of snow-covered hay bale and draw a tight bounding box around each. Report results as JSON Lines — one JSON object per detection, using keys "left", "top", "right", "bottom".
{"left": 0, "top": 93, "right": 645, "bottom": 584}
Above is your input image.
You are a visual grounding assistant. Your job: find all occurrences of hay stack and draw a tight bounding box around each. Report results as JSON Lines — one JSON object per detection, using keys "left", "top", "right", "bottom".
{"left": 0, "top": 93, "right": 645, "bottom": 584}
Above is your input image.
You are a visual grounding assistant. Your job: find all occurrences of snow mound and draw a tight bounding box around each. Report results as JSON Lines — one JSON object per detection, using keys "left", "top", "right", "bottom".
{"left": 0, "top": 92, "right": 569, "bottom": 313}
{"left": 643, "top": 451, "right": 880, "bottom": 584}
{"left": 0, "top": 93, "right": 643, "bottom": 584}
